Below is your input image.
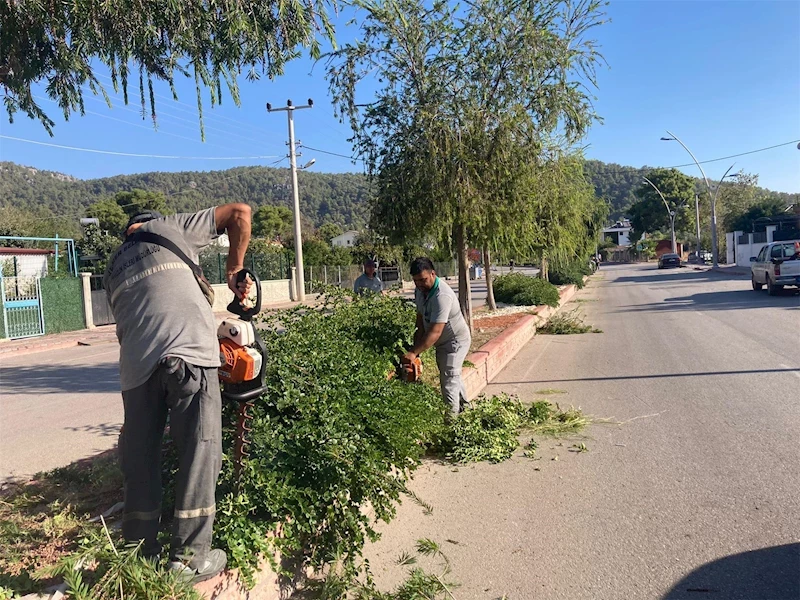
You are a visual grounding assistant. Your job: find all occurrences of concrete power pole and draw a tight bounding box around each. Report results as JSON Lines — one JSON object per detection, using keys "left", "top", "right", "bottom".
{"left": 267, "top": 99, "right": 313, "bottom": 302}
{"left": 694, "top": 193, "right": 701, "bottom": 260}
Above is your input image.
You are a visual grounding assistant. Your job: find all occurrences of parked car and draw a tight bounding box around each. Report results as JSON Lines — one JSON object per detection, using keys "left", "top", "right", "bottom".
{"left": 750, "top": 241, "right": 800, "bottom": 295}
{"left": 658, "top": 253, "right": 681, "bottom": 269}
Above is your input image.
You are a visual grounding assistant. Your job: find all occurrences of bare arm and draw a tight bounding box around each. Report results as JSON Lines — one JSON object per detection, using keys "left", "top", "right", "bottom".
{"left": 215, "top": 203, "right": 252, "bottom": 298}
{"left": 405, "top": 317, "right": 445, "bottom": 362}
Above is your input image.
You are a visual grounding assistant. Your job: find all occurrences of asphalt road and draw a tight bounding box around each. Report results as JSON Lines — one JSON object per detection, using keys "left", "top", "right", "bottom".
{"left": 364, "top": 263, "right": 800, "bottom": 600}
{"left": 0, "top": 343, "right": 123, "bottom": 482}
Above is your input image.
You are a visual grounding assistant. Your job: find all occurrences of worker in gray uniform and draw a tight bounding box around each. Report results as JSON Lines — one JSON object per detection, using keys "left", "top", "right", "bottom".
{"left": 353, "top": 259, "right": 384, "bottom": 295}
{"left": 104, "top": 204, "right": 252, "bottom": 583}
{"left": 403, "top": 257, "right": 472, "bottom": 415}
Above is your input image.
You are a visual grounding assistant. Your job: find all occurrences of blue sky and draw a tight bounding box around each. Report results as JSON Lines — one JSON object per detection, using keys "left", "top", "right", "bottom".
{"left": 1, "top": 0, "right": 798, "bottom": 192}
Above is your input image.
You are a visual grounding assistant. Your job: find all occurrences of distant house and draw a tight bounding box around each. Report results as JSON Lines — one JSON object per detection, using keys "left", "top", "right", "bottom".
{"left": 331, "top": 230, "right": 360, "bottom": 248}
{"left": 603, "top": 219, "right": 634, "bottom": 247}
{"left": 0, "top": 248, "right": 53, "bottom": 278}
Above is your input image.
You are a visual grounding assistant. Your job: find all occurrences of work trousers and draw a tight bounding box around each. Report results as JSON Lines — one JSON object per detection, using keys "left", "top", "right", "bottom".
{"left": 120, "top": 357, "right": 222, "bottom": 568}
{"left": 435, "top": 337, "right": 470, "bottom": 415}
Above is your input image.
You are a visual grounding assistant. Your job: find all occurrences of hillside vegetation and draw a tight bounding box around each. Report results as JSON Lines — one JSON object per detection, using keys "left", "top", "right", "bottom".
{"left": 1, "top": 160, "right": 796, "bottom": 236}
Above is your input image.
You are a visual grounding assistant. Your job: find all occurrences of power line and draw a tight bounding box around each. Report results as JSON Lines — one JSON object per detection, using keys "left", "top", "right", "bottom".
{"left": 92, "top": 72, "right": 284, "bottom": 139}
{"left": 667, "top": 139, "right": 800, "bottom": 169}
{"left": 0, "top": 135, "right": 281, "bottom": 160}
{"left": 301, "top": 144, "right": 363, "bottom": 162}
{"left": 78, "top": 86, "right": 273, "bottom": 150}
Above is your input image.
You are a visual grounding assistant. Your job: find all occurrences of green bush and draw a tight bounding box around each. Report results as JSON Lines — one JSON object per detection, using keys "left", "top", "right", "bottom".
{"left": 493, "top": 273, "right": 560, "bottom": 307}
{"left": 210, "top": 290, "right": 448, "bottom": 583}
{"left": 548, "top": 259, "right": 592, "bottom": 289}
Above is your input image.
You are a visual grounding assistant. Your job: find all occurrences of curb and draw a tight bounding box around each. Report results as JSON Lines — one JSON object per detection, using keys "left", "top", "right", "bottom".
{"left": 463, "top": 282, "right": 579, "bottom": 400}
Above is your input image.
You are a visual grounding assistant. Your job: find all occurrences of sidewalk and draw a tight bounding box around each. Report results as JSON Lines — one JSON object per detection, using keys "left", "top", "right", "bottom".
{"left": 0, "top": 295, "right": 327, "bottom": 358}
{"left": 687, "top": 263, "right": 750, "bottom": 276}
{"left": 0, "top": 325, "right": 119, "bottom": 358}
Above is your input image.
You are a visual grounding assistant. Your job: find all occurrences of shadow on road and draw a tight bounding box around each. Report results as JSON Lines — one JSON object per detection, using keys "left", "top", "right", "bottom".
{"left": 663, "top": 543, "right": 800, "bottom": 600}
{"left": 503, "top": 367, "right": 800, "bottom": 385}
{"left": 613, "top": 267, "right": 749, "bottom": 285}
{"left": 65, "top": 422, "right": 122, "bottom": 437}
{"left": 0, "top": 363, "right": 120, "bottom": 394}
{"left": 617, "top": 287, "right": 800, "bottom": 313}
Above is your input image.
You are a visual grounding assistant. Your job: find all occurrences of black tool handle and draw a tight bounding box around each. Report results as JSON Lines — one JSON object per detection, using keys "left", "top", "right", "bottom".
{"left": 227, "top": 268, "right": 261, "bottom": 320}
{"left": 222, "top": 384, "right": 267, "bottom": 403}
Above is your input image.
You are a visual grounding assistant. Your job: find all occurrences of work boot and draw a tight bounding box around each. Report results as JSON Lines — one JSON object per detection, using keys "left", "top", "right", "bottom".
{"left": 168, "top": 549, "right": 227, "bottom": 584}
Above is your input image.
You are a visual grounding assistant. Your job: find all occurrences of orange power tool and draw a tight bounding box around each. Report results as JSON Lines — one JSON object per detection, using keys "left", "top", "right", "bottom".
{"left": 217, "top": 269, "right": 267, "bottom": 481}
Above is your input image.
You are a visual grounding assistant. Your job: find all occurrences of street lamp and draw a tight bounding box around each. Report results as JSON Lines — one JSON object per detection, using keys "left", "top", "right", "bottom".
{"left": 661, "top": 132, "right": 735, "bottom": 268}
{"left": 642, "top": 177, "right": 679, "bottom": 254}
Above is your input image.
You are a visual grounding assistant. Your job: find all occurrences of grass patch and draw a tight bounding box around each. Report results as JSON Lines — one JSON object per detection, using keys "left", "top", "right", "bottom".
{"left": 534, "top": 388, "right": 567, "bottom": 395}
{"left": 538, "top": 309, "right": 602, "bottom": 334}
{"left": 572, "top": 298, "right": 597, "bottom": 303}
{"left": 0, "top": 452, "right": 123, "bottom": 595}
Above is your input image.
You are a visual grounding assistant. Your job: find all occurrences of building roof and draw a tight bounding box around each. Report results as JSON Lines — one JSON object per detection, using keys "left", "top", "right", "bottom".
{"left": 0, "top": 248, "right": 54, "bottom": 255}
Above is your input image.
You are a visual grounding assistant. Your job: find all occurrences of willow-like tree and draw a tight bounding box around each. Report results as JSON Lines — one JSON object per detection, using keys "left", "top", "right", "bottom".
{"left": 1, "top": 0, "right": 335, "bottom": 137}
{"left": 326, "top": 0, "right": 607, "bottom": 328}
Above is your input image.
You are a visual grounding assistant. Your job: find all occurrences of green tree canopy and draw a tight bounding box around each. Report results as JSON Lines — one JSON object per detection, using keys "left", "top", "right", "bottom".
{"left": 318, "top": 222, "right": 343, "bottom": 243}
{"left": 112, "top": 189, "right": 171, "bottom": 219}
{"left": 629, "top": 168, "right": 695, "bottom": 237}
{"left": 253, "top": 205, "right": 293, "bottom": 240}
{"left": 327, "top": 0, "right": 607, "bottom": 324}
{"left": 85, "top": 198, "right": 128, "bottom": 234}
{"left": 1, "top": 0, "right": 335, "bottom": 137}
{"left": 727, "top": 198, "right": 791, "bottom": 233}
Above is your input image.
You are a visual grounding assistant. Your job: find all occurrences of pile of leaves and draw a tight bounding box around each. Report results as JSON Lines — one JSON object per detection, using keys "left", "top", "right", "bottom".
{"left": 492, "top": 273, "right": 560, "bottom": 307}
{"left": 538, "top": 309, "right": 602, "bottom": 335}
{"left": 443, "top": 394, "right": 589, "bottom": 463}
{"left": 548, "top": 259, "right": 593, "bottom": 289}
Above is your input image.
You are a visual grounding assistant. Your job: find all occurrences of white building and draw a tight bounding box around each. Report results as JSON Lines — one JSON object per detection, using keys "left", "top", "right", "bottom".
{"left": 331, "top": 230, "right": 360, "bottom": 248}
{"left": 0, "top": 248, "right": 51, "bottom": 278}
{"left": 603, "top": 219, "right": 633, "bottom": 247}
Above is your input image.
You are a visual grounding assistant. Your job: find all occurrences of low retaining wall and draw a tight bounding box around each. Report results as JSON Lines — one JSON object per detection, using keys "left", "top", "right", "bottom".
{"left": 462, "top": 282, "right": 580, "bottom": 400}
{"left": 211, "top": 279, "right": 294, "bottom": 313}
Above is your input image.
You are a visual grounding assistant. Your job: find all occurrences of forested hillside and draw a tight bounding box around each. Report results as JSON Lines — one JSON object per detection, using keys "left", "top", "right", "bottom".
{"left": 1, "top": 160, "right": 796, "bottom": 234}
{"left": 0, "top": 162, "right": 373, "bottom": 231}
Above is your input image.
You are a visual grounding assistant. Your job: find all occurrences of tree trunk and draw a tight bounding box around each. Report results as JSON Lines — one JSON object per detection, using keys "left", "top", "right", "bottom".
{"left": 539, "top": 254, "right": 549, "bottom": 281}
{"left": 455, "top": 223, "right": 473, "bottom": 333}
{"left": 483, "top": 247, "right": 496, "bottom": 311}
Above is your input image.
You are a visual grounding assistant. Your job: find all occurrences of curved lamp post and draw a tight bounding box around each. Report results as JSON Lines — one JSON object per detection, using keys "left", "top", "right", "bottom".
{"left": 642, "top": 177, "right": 678, "bottom": 254}
{"left": 661, "top": 131, "right": 735, "bottom": 267}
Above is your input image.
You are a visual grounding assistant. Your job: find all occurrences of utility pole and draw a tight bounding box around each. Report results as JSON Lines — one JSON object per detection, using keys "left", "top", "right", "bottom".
{"left": 267, "top": 99, "right": 313, "bottom": 302}
{"left": 662, "top": 132, "right": 736, "bottom": 268}
{"left": 694, "top": 193, "right": 701, "bottom": 261}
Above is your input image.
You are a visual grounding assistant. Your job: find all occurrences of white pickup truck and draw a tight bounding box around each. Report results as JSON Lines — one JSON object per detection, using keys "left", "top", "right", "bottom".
{"left": 750, "top": 241, "right": 800, "bottom": 295}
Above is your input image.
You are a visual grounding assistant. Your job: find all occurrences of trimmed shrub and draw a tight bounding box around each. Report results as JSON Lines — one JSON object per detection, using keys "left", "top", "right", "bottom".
{"left": 548, "top": 259, "right": 592, "bottom": 289}
{"left": 40, "top": 277, "right": 85, "bottom": 334}
{"left": 209, "top": 290, "right": 448, "bottom": 583}
{"left": 493, "top": 273, "right": 560, "bottom": 307}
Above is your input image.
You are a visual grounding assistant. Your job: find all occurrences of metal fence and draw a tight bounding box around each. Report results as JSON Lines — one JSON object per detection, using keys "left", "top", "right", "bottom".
{"left": 199, "top": 251, "right": 291, "bottom": 284}
{"left": 752, "top": 231, "right": 768, "bottom": 243}
{"left": 0, "top": 275, "right": 44, "bottom": 339}
{"left": 303, "top": 261, "right": 458, "bottom": 295}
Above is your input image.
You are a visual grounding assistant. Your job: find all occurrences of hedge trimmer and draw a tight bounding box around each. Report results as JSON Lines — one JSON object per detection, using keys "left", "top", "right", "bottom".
{"left": 217, "top": 269, "right": 267, "bottom": 483}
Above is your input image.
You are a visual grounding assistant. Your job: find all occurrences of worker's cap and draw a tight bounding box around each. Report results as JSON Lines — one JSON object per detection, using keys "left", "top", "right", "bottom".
{"left": 364, "top": 259, "right": 377, "bottom": 268}
{"left": 123, "top": 210, "right": 164, "bottom": 233}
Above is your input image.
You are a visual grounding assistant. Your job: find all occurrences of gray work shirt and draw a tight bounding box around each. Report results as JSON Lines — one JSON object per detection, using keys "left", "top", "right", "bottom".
{"left": 104, "top": 208, "right": 220, "bottom": 391}
{"left": 414, "top": 278, "right": 471, "bottom": 348}
{"left": 354, "top": 273, "right": 383, "bottom": 295}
